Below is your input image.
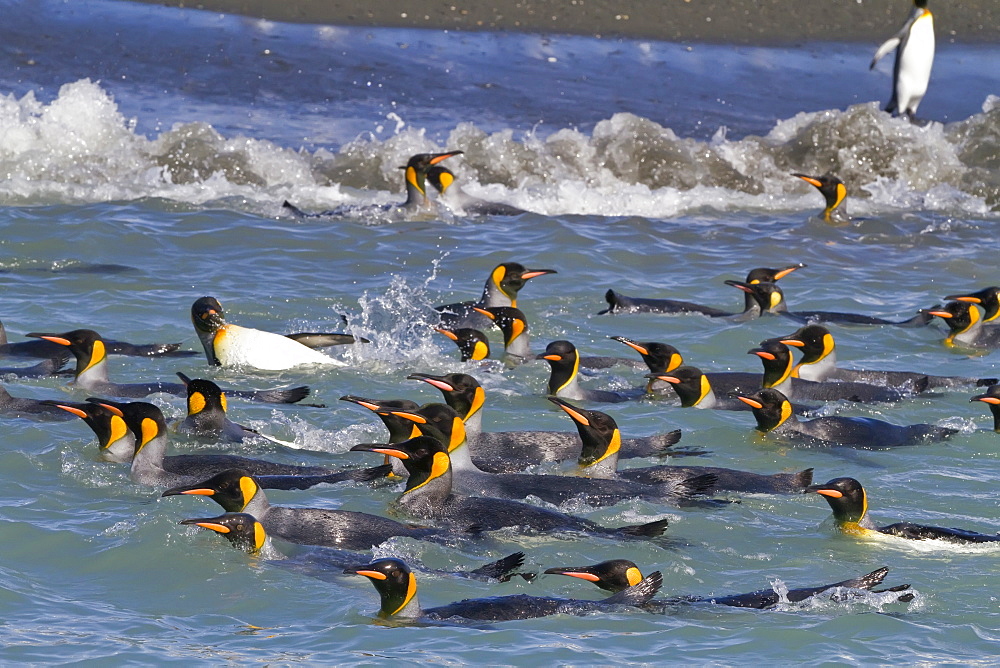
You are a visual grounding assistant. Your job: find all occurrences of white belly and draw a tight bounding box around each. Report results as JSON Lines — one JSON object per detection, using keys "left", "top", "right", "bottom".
{"left": 213, "top": 324, "right": 346, "bottom": 370}
{"left": 896, "top": 16, "right": 935, "bottom": 114}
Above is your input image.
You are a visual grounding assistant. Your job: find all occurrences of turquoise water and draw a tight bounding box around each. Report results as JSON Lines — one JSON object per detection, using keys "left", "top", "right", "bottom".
{"left": 1, "top": 0, "right": 999, "bottom": 664}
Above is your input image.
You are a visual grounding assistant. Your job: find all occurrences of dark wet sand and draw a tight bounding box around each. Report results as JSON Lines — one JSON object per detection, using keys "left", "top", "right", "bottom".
{"left": 136, "top": 0, "right": 997, "bottom": 43}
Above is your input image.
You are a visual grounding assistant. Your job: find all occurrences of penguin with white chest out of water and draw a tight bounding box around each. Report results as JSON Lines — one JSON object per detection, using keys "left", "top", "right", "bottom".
{"left": 871, "top": 0, "right": 935, "bottom": 120}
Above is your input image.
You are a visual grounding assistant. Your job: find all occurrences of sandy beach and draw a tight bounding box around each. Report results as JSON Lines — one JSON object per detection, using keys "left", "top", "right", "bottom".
{"left": 133, "top": 0, "right": 998, "bottom": 43}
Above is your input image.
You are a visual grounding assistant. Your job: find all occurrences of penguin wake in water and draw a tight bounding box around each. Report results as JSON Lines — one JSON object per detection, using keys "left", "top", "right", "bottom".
{"left": 737, "top": 388, "right": 956, "bottom": 449}
{"left": 350, "top": 436, "right": 673, "bottom": 541}
{"left": 26, "top": 328, "right": 311, "bottom": 404}
{"left": 791, "top": 173, "right": 849, "bottom": 225}
{"left": 808, "top": 477, "right": 1000, "bottom": 543}
{"left": 345, "top": 557, "right": 662, "bottom": 623}
{"left": 181, "top": 512, "right": 532, "bottom": 583}
{"left": 549, "top": 397, "right": 812, "bottom": 495}
{"left": 545, "top": 559, "right": 913, "bottom": 610}
{"left": 871, "top": 0, "right": 935, "bottom": 121}
{"left": 191, "top": 296, "right": 354, "bottom": 371}
{"left": 434, "top": 261, "right": 557, "bottom": 331}
{"left": 600, "top": 264, "right": 805, "bottom": 318}
{"left": 282, "top": 151, "right": 464, "bottom": 220}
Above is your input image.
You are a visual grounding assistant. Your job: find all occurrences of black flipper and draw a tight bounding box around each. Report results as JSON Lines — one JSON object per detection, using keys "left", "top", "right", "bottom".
{"left": 286, "top": 332, "right": 371, "bottom": 348}
{"left": 466, "top": 552, "right": 535, "bottom": 583}
{"left": 613, "top": 518, "right": 670, "bottom": 538}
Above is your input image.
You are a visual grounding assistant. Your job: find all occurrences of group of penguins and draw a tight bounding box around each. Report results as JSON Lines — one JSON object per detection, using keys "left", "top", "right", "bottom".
{"left": 3, "top": 247, "right": 999, "bottom": 624}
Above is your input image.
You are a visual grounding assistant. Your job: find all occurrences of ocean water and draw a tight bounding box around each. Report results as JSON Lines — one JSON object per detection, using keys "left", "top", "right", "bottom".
{"left": 1, "top": 0, "right": 1000, "bottom": 664}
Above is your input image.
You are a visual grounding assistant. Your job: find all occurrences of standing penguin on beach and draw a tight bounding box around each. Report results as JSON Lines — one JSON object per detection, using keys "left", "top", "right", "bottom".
{"left": 870, "top": 0, "right": 935, "bottom": 120}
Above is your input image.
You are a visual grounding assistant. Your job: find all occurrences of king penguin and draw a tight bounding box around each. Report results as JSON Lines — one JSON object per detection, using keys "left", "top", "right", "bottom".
{"left": 871, "top": 0, "right": 935, "bottom": 120}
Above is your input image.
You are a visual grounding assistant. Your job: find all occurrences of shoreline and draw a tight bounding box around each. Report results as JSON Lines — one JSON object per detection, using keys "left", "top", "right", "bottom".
{"left": 131, "top": 0, "right": 999, "bottom": 44}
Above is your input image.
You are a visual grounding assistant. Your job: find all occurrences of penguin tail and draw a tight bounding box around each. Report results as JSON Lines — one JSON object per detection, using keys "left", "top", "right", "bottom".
{"left": 614, "top": 518, "right": 670, "bottom": 538}
{"left": 837, "top": 567, "right": 889, "bottom": 591}
{"left": 598, "top": 289, "right": 620, "bottom": 315}
{"left": 467, "top": 552, "right": 536, "bottom": 583}
{"left": 651, "top": 429, "right": 683, "bottom": 452}
{"left": 604, "top": 571, "right": 663, "bottom": 607}
{"left": 792, "top": 468, "right": 814, "bottom": 489}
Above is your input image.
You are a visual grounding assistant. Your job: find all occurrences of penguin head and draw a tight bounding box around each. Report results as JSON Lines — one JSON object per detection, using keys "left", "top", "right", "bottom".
{"left": 780, "top": 324, "right": 834, "bottom": 364}
{"left": 161, "top": 468, "right": 258, "bottom": 513}
{"left": 792, "top": 173, "right": 847, "bottom": 221}
{"left": 610, "top": 337, "right": 683, "bottom": 374}
{"left": 433, "top": 327, "right": 491, "bottom": 361}
{"left": 403, "top": 151, "right": 463, "bottom": 198}
{"left": 26, "top": 329, "right": 105, "bottom": 373}
{"left": 748, "top": 338, "right": 795, "bottom": 387}
{"left": 185, "top": 378, "right": 228, "bottom": 418}
{"left": 725, "top": 279, "right": 785, "bottom": 313}
{"left": 806, "top": 477, "right": 868, "bottom": 525}
{"left": 408, "top": 372, "right": 485, "bottom": 421}
{"left": 191, "top": 296, "right": 227, "bottom": 333}
{"left": 426, "top": 165, "right": 456, "bottom": 195}
{"left": 472, "top": 306, "right": 527, "bottom": 344}
{"left": 646, "top": 366, "right": 711, "bottom": 407}
{"left": 91, "top": 400, "right": 167, "bottom": 455}
{"left": 490, "top": 262, "right": 557, "bottom": 303}
{"left": 339, "top": 395, "right": 422, "bottom": 442}
{"left": 746, "top": 263, "right": 806, "bottom": 284}
{"left": 344, "top": 558, "right": 419, "bottom": 619}
{"left": 48, "top": 400, "right": 134, "bottom": 462}
{"left": 541, "top": 340, "right": 578, "bottom": 366}
{"left": 549, "top": 397, "right": 621, "bottom": 468}
{"left": 944, "top": 287, "right": 1000, "bottom": 322}
{"left": 926, "top": 301, "right": 979, "bottom": 341}
{"left": 351, "top": 436, "right": 450, "bottom": 490}
{"left": 971, "top": 384, "right": 1000, "bottom": 429}
{"left": 181, "top": 512, "right": 267, "bottom": 554}
{"left": 737, "top": 388, "right": 794, "bottom": 432}
{"left": 544, "top": 559, "right": 644, "bottom": 593}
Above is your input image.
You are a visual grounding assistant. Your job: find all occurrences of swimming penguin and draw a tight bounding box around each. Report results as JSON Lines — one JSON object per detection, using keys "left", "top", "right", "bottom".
{"left": 0, "top": 319, "right": 196, "bottom": 359}
{"left": 340, "top": 395, "right": 421, "bottom": 477}
{"left": 191, "top": 297, "right": 348, "bottom": 370}
{"left": 68, "top": 399, "right": 387, "bottom": 489}
{"left": 46, "top": 401, "right": 136, "bottom": 462}
{"left": 25, "top": 329, "right": 311, "bottom": 404}
{"left": 734, "top": 281, "right": 933, "bottom": 327}
{"left": 542, "top": 340, "right": 632, "bottom": 403}
{"left": 925, "top": 301, "right": 1000, "bottom": 350}
{"left": 748, "top": 338, "right": 912, "bottom": 403}
{"left": 474, "top": 307, "right": 641, "bottom": 370}
{"left": 549, "top": 397, "right": 811, "bottom": 494}
{"left": 177, "top": 377, "right": 285, "bottom": 445}
{"left": 181, "top": 512, "right": 531, "bottom": 583}
{"left": 380, "top": 403, "right": 715, "bottom": 507}
{"left": 434, "top": 327, "right": 491, "bottom": 361}
{"left": 599, "top": 264, "right": 805, "bottom": 317}
{"left": 545, "top": 559, "right": 912, "bottom": 610}
{"left": 737, "top": 388, "right": 956, "bottom": 448}
{"left": 871, "top": 0, "right": 935, "bottom": 120}
{"left": 779, "top": 323, "right": 994, "bottom": 388}
{"left": 350, "top": 436, "right": 672, "bottom": 539}
{"left": 0, "top": 384, "right": 76, "bottom": 421}
{"left": 434, "top": 262, "right": 557, "bottom": 330}
{"left": 647, "top": 367, "right": 753, "bottom": 411}
{"left": 282, "top": 151, "right": 465, "bottom": 220}
{"left": 426, "top": 165, "right": 528, "bottom": 216}
{"left": 971, "top": 385, "right": 1000, "bottom": 431}
{"left": 0, "top": 352, "right": 68, "bottom": 379}
{"left": 406, "top": 372, "right": 685, "bottom": 473}
{"left": 609, "top": 337, "right": 685, "bottom": 394}
{"left": 345, "top": 557, "right": 661, "bottom": 622}
{"left": 791, "top": 173, "right": 849, "bottom": 224}
{"left": 945, "top": 287, "right": 1000, "bottom": 322}
{"left": 808, "top": 477, "right": 1000, "bottom": 543}
{"left": 162, "top": 468, "right": 453, "bottom": 551}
